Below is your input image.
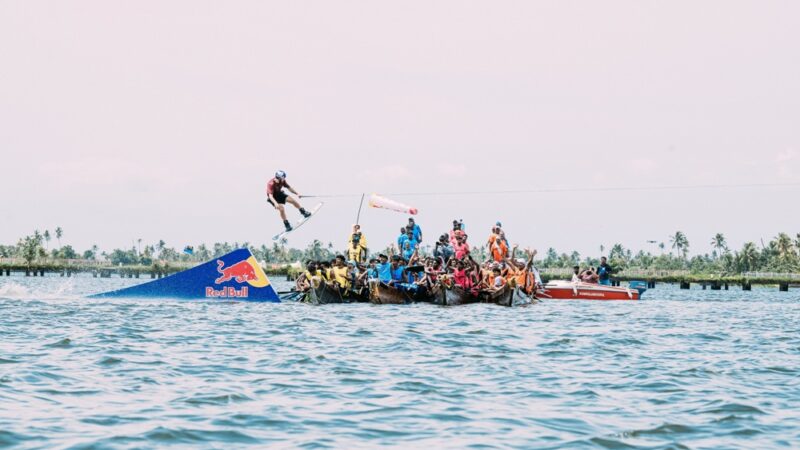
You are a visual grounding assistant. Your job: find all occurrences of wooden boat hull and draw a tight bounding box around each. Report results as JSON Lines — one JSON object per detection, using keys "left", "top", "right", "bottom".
{"left": 437, "top": 284, "right": 480, "bottom": 306}
{"left": 511, "top": 287, "right": 537, "bottom": 306}
{"left": 369, "top": 280, "right": 411, "bottom": 304}
{"left": 479, "top": 285, "right": 514, "bottom": 306}
{"left": 479, "top": 285, "right": 535, "bottom": 307}
{"left": 368, "top": 280, "right": 440, "bottom": 304}
{"left": 536, "top": 281, "right": 639, "bottom": 301}
{"left": 305, "top": 279, "right": 368, "bottom": 304}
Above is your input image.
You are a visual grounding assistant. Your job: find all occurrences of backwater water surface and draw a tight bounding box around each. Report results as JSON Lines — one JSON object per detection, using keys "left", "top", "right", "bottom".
{"left": 1, "top": 277, "right": 799, "bottom": 449}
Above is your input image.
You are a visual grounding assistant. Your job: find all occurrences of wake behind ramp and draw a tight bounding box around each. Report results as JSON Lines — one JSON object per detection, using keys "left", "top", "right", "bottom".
{"left": 89, "top": 248, "right": 281, "bottom": 302}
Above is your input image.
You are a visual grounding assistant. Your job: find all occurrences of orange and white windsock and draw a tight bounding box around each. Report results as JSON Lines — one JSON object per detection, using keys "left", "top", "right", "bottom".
{"left": 368, "top": 194, "right": 418, "bottom": 215}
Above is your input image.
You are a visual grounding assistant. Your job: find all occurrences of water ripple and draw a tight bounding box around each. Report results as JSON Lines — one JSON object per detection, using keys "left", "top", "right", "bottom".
{"left": 1, "top": 279, "right": 799, "bottom": 448}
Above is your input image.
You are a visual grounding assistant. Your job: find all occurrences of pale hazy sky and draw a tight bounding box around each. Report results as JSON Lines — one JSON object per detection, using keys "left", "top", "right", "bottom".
{"left": 1, "top": 1, "right": 798, "bottom": 257}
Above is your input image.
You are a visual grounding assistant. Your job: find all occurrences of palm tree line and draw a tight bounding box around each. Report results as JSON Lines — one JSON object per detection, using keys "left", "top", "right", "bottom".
{"left": 2, "top": 229, "right": 799, "bottom": 274}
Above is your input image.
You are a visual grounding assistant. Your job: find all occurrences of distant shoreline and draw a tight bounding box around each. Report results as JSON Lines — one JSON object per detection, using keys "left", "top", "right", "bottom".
{"left": 1, "top": 258, "right": 798, "bottom": 287}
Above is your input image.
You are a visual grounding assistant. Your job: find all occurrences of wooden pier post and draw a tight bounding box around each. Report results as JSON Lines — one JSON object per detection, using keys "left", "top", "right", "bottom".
{"left": 680, "top": 281, "right": 690, "bottom": 290}
{"left": 779, "top": 282, "right": 789, "bottom": 292}
{"left": 711, "top": 282, "right": 721, "bottom": 291}
{"left": 742, "top": 282, "right": 751, "bottom": 291}
{"left": 40, "top": 269, "right": 45, "bottom": 277}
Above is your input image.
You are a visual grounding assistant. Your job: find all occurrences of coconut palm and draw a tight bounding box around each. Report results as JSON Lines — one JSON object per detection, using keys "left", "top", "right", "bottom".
{"left": 43, "top": 230, "right": 51, "bottom": 249}
{"left": 739, "top": 242, "right": 759, "bottom": 271}
{"left": 277, "top": 238, "right": 289, "bottom": 262}
{"left": 306, "top": 239, "right": 324, "bottom": 261}
{"left": 55, "top": 227, "right": 63, "bottom": 248}
{"left": 609, "top": 243, "right": 626, "bottom": 261}
{"left": 659, "top": 242, "right": 665, "bottom": 254}
{"left": 710, "top": 233, "right": 727, "bottom": 258}
{"left": 774, "top": 233, "right": 796, "bottom": 264}
{"left": 670, "top": 231, "right": 689, "bottom": 259}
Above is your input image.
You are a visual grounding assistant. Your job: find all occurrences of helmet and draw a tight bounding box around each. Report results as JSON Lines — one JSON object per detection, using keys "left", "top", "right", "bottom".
{"left": 275, "top": 170, "right": 287, "bottom": 179}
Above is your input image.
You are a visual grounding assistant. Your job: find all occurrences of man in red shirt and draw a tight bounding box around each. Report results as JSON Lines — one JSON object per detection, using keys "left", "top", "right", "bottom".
{"left": 267, "top": 170, "right": 311, "bottom": 232}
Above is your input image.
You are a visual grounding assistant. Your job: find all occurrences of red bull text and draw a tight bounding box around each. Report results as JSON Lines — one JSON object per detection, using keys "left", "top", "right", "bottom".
{"left": 206, "top": 259, "right": 258, "bottom": 298}
{"left": 206, "top": 286, "right": 249, "bottom": 298}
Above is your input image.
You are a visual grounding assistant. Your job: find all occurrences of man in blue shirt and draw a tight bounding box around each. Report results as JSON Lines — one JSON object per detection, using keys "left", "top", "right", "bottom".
{"left": 389, "top": 255, "right": 407, "bottom": 285}
{"left": 597, "top": 256, "right": 614, "bottom": 286}
{"left": 397, "top": 227, "right": 407, "bottom": 253}
{"left": 401, "top": 228, "right": 419, "bottom": 260}
{"left": 376, "top": 254, "right": 392, "bottom": 283}
{"left": 366, "top": 258, "right": 380, "bottom": 280}
{"left": 407, "top": 217, "right": 423, "bottom": 243}
{"left": 433, "top": 234, "right": 454, "bottom": 262}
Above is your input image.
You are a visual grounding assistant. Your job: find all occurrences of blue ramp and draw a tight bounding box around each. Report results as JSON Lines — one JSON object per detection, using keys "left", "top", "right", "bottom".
{"left": 89, "top": 248, "right": 280, "bottom": 302}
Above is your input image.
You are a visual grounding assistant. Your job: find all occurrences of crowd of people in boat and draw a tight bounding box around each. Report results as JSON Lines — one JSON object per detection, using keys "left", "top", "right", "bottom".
{"left": 296, "top": 217, "right": 548, "bottom": 298}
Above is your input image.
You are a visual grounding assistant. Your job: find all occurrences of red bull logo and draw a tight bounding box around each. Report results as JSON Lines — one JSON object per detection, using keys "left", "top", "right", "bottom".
{"left": 206, "top": 256, "right": 270, "bottom": 299}
{"left": 215, "top": 260, "right": 257, "bottom": 284}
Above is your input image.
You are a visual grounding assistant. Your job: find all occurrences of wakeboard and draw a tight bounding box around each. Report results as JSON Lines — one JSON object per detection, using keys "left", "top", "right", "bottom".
{"left": 272, "top": 202, "right": 323, "bottom": 241}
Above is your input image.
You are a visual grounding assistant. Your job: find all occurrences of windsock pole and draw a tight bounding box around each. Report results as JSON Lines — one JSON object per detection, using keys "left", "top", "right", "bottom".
{"left": 355, "top": 193, "right": 366, "bottom": 225}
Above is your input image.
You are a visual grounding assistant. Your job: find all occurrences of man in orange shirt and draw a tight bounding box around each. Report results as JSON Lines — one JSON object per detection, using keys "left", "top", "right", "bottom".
{"left": 487, "top": 226, "right": 508, "bottom": 263}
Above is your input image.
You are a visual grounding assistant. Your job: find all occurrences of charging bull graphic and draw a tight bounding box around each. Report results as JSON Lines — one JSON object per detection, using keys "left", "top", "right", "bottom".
{"left": 215, "top": 259, "right": 257, "bottom": 284}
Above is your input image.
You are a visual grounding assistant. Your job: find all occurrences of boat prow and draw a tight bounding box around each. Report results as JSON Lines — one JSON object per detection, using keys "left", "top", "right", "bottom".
{"left": 305, "top": 278, "right": 368, "bottom": 304}
{"left": 479, "top": 284, "right": 536, "bottom": 307}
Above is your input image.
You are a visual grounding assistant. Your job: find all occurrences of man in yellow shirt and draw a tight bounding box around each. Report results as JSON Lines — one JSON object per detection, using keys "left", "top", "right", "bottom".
{"left": 347, "top": 240, "right": 365, "bottom": 263}
{"left": 349, "top": 224, "right": 368, "bottom": 251}
{"left": 330, "top": 255, "right": 351, "bottom": 290}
